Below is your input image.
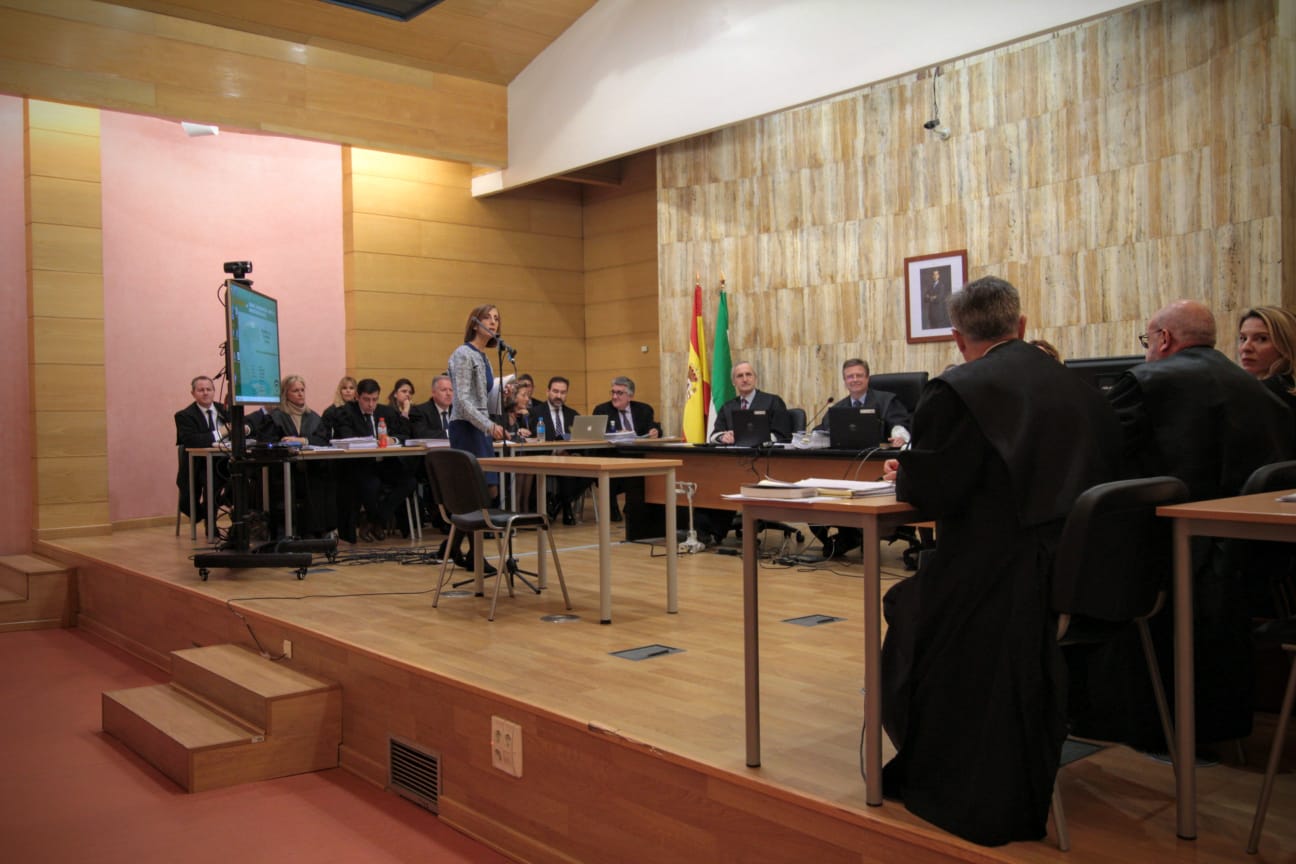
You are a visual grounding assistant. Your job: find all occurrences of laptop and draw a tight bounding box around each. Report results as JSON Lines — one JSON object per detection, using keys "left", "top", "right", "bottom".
{"left": 731, "top": 409, "right": 772, "bottom": 447}
{"left": 828, "top": 407, "right": 883, "bottom": 450}
{"left": 569, "top": 414, "right": 609, "bottom": 441}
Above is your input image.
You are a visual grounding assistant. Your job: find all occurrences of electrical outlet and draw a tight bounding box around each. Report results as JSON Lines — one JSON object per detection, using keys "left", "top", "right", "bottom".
{"left": 282, "top": 639, "right": 292, "bottom": 659}
{"left": 491, "top": 716, "right": 522, "bottom": 777}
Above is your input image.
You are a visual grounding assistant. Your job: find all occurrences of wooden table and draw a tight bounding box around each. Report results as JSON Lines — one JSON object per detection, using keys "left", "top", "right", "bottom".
{"left": 1156, "top": 487, "right": 1296, "bottom": 840}
{"left": 480, "top": 454, "right": 684, "bottom": 624}
{"left": 736, "top": 492, "right": 918, "bottom": 806}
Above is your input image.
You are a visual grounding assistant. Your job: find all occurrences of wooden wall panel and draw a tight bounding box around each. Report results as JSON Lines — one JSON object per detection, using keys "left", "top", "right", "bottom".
{"left": 656, "top": 0, "right": 1291, "bottom": 430}
{"left": 344, "top": 147, "right": 588, "bottom": 409}
{"left": 0, "top": 0, "right": 506, "bottom": 166}
{"left": 26, "top": 99, "right": 109, "bottom": 537}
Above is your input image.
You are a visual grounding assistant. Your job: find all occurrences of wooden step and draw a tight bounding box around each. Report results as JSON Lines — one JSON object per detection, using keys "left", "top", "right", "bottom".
{"left": 0, "top": 554, "right": 74, "bottom": 632}
{"left": 103, "top": 645, "right": 342, "bottom": 793}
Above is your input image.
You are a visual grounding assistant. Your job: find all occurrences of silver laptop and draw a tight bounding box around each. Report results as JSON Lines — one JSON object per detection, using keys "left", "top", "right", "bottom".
{"left": 568, "top": 414, "right": 609, "bottom": 441}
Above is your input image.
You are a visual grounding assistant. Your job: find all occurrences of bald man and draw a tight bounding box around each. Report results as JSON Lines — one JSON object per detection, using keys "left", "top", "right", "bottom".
{"left": 1066, "top": 299, "right": 1294, "bottom": 755}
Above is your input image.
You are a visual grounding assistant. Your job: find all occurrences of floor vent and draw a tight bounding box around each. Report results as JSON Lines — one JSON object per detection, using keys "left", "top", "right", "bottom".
{"left": 389, "top": 736, "right": 441, "bottom": 813}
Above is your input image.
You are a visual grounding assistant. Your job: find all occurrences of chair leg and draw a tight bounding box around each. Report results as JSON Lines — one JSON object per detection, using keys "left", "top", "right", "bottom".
{"left": 432, "top": 526, "right": 457, "bottom": 608}
{"left": 1051, "top": 780, "right": 1070, "bottom": 852}
{"left": 487, "top": 529, "right": 512, "bottom": 622}
{"left": 544, "top": 524, "right": 572, "bottom": 611}
{"left": 1137, "top": 619, "right": 1178, "bottom": 770}
{"left": 1247, "top": 650, "right": 1296, "bottom": 854}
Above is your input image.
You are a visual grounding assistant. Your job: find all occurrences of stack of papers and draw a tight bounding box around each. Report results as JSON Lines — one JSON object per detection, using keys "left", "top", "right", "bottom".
{"left": 605, "top": 430, "right": 638, "bottom": 443}
{"left": 405, "top": 438, "right": 451, "bottom": 448}
{"left": 329, "top": 437, "right": 378, "bottom": 450}
{"left": 739, "top": 480, "right": 818, "bottom": 499}
{"left": 798, "top": 477, "right": 894, "bottom": 497}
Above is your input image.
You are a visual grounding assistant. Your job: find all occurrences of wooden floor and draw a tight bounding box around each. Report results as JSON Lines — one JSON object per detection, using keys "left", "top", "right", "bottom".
{"left": 37, "top": 515, "right": 1296, "bottom": 864}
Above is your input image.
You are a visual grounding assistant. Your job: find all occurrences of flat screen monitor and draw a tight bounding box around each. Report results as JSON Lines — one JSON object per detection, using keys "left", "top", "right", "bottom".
{"left": 1064, "top": 354, "right": 1143, "bottom": 393}
{"left": 225, "top": 279, "right": 281, "bottom": 406}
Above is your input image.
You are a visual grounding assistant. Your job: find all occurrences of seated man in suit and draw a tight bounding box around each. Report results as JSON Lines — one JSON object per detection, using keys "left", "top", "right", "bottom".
{"left": 529, "top": 376, "right": 586, "bottom": 524}
{"left": 175, "top": 375, "right": 230, "bottom": 527}
{"left": 811, "top": 358, "right": 913, "bottom": 558}
{"left": 709, "top": 361, "right": 792, "bottom": 443}
{"left": 592, "top": 376, "right": 662, "bottom": 521}
{"left": 410, "top": 374, "right": 454, "bottom": 439}
{"left": 332, "top": 378, "right": 416, "bottom": 542}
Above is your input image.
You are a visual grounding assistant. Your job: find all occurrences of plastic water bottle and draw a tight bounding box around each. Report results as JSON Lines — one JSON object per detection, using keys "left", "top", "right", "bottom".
{"left": 377, "top": 417, "right": 389, "bottom": 448}
{"left": 536, "top": 418, "right": 546, "bottom": 440}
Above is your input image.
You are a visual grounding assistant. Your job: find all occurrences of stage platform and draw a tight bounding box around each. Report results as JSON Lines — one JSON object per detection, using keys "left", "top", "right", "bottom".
{"left": 34, "top": 519, "right": 1294, "bottom": 864}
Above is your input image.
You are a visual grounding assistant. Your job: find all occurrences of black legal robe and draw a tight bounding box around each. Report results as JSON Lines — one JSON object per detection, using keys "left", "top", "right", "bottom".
{"left": 882, "top": 339, "right": 1121, "bottom": 846}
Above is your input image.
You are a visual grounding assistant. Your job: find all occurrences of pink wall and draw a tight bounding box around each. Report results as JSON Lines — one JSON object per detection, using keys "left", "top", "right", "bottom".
{"left": 100, "top": 114, "right": 345, "bottom": 522}
{"left": 0, "top": 95, "right": 32, "bottom": 551}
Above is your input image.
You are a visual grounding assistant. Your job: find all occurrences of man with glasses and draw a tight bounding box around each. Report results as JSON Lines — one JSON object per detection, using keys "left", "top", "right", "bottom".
{"left": 592, "top": 376, "right": 661, "bottom": 521}
{"left": 1067, "top": 299, "right": 1294, "bottom": 756}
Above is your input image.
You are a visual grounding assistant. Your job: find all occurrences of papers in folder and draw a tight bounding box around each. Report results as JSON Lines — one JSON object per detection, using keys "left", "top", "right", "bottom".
{"left": 329, "top": 437, "right": 378, "bottom": 450}
{"left": 730, "top": 477, "right": 895, "bottom": 500}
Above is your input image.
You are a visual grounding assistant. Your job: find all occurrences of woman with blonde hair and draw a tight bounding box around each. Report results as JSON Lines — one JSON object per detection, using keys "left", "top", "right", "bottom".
{"left": 322, "top": 375, "right": 357, "bottom": 439}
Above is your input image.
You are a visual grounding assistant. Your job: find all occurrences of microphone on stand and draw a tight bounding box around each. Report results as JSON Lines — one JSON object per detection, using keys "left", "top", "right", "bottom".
{"left": 806, "top": 396, "right": 835, "bottom": 431}
{"left": 473, "top": 317, "right": 518, "bottom": 360}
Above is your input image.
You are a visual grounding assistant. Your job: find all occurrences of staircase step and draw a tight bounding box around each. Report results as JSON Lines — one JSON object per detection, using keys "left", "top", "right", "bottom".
{"left": 0, "top": 554, "right": 74, "bottom": 631}
{"left": 170, "top": 644, "right": 337, "bottom": 732}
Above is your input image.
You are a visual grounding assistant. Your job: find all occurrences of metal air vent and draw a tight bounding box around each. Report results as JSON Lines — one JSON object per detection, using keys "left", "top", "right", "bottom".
{"left": 389, "top": 736, "right": 441, "bottom": 812}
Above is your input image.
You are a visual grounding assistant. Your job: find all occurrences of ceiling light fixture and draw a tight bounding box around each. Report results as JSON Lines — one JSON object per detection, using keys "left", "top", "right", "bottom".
{"left": 321, "top": 0, "right": 447, "bottom": 22}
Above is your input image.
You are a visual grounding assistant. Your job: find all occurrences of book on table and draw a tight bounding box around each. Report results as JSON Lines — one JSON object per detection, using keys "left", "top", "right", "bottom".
{"left": 798, "top": 477, "right": 894, "bottom": 497}
{"left": 738, "top": 480, "right": 818, "bottom": 499}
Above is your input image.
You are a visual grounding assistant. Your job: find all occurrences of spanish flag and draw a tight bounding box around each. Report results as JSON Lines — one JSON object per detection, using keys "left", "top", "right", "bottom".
{"left": 683, "top": 279, "right": 709, "bottom": 442}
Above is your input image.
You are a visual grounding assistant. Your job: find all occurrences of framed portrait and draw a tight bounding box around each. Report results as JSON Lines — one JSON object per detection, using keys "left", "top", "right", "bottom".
{"left": 904, "top": 249, "right": 967, "bottom": 344}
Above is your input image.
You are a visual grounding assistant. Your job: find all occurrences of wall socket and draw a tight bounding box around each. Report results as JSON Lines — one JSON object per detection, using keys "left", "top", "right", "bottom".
{"left": 282, "top": 639, "right": 292, "bottom": 659}
{"left": 491, "top": 716, "right": 522, "bottom": 777}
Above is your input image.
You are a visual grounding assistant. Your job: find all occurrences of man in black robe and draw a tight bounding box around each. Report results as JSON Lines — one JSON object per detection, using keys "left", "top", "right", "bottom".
{"left": 879, "top": 276, "right": 1121, "bottom": 845}
{"left": 1066, "top": 300, "right": 1294, "bottom": 751}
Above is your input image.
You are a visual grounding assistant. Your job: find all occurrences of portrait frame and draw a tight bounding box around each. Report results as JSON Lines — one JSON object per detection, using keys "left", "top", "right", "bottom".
{"left": 903, "top": 249, "right": 967, "bottom": 344}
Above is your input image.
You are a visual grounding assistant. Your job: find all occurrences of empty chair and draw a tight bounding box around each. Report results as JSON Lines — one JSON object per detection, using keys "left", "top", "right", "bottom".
{"left": 868, "top": 371, "right": 929, "bottom": 415}
{"left": 1049, "top": 475, "right": 1190, "bottom": 851}
{"left": 424, "top": 448, "right": 571, "bottom": 621}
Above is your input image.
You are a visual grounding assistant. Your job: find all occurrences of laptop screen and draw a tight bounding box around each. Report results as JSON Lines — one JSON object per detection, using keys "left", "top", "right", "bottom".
{"left": 569, "top": 414, "right": 609, "bottom": 440}
{"left": 731, "top": 409, "right": 772, "bottom": 447}
{"left": 828, "top": 408, "right": 882, "bottom": 450}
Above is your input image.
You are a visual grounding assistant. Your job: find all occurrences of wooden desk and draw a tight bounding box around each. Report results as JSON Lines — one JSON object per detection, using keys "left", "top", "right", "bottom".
{"left": 736, "top": 492, "right": 918, "bottom": 807}
{"left": 480, "top": 454, "right": 683, "bottom": 624}
{"left": 636, "top": 444, "right": 893, "bottom": 509}
{"left": 1156, "top": 487, "right": 1296, "bottom": 840}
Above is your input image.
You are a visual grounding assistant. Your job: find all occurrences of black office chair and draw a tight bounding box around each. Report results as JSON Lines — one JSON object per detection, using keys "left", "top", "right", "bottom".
{"left": 786, "top": 407, "right": 806, "bottom": 434}
{"left": 868, "top": 372, "right": 928, "bottom": 415}
{"left": 424, "top": 449, "right": 571, "bottom": 621}
{"left": 1049, "top": 475, "right": 1189, "bottom": 851}
{"left": 1239, "top": 459, "right": 1296, "bottom": 855}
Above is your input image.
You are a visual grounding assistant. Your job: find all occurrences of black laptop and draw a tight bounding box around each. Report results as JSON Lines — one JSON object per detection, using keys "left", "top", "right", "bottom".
{"left": 828, "top": 407, "right": 883, "bottom": 450}
{"left": 731, "top": 409, "right": 772, "bottom": 447}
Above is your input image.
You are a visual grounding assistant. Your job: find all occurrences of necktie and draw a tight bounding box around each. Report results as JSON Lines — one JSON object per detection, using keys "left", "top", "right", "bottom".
{"left": 621, "top": 409, "right": 633, "bottom": 433}
{"left": 367, "top": 414, "right": 375, "bottom": 437}
{"left": 553, "top": 409, "right": 563, "bottom": 438}
{"left": 740, "top": 398, "right": 749, "bottom": 411}
{"left": 441, "top": 410, "right": 449, "bottom": 430}
{"left": 853, "top": 399, "right": 862, "bottom": 408}
{"left": 206, "top": 408, "right": 215, "bottom": 431}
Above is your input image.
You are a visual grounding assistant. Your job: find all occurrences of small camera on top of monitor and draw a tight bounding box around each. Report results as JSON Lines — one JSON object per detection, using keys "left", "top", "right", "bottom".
{"left": 223, "top": 260, "right": 253, "bottom": 280}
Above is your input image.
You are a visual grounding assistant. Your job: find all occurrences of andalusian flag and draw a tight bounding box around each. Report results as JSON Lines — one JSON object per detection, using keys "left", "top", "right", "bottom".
{"left": 708, "top": 284, "right": 734, "bottom": 440}
{"left": 682, "top": 280, "right": 710, "bottom": 442}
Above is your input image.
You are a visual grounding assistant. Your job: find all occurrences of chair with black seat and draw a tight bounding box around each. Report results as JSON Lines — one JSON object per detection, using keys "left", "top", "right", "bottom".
{"left": 1239, "top": 459, "right": 1296, "bottom": 855}
{"left": 1049, "top": 475, "right": 1190, "bottom": 851}
{"left": 424, "top": 448, "right": 571, "bottom": 621}
{"left": 786, "top": 407, "right": 806, "bottom": 434}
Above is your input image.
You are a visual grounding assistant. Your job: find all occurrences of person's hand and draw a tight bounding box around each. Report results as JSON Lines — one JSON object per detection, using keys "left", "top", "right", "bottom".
{"left": 647, "top": 428, "right": 660, "bottom": 439}
{"left": 398, "top": 396, "right": 411, "bottom": 415}
{"left": 517, "top": 428, "right": 533, "bottom": 439}
{"left": 719, "top": 431, "right": 734, "bottom": 445}
{"left": 889, "top": 435, "right": 906, "bottom": 447}
{"left": 490, "top": 423, "right": 506, "bottom": 441}
{"left": 882, "top": 458, "right": 900, "bottom": 482}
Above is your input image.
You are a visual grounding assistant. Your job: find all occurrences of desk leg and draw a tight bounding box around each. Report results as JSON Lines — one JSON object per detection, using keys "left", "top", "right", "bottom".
{"left": 862, "top": 514, "right": 883, "bottom": 806}
{"left": 743, "top": 507, "right": 761, "bottom": 766}
{"left": 1173, "top": 521, "right": 1197, "bottom": 839}
{"left": 188, "top": 454, "right": 198, "bottom": 541}
{"left": 283, "top": 462, "right": 294, "bottom": 538}
{"left": 536, "top": 471, "right": 549, "bottom": 590}
{"left": 598, "top": 470, "right": 613, "bottom": 624}
{"left": 665, "top": 468, "right": 678, "bottom": 614}
{"left": 205, "top": 454, "right": 217, "bottom": 543}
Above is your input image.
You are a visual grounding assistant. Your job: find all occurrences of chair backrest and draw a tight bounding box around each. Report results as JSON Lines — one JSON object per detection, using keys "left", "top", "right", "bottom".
{"left": 869, "top": 372, "right": 929, "bottom": 414}
{"left": 1241, "top": 460, "right": 1296, "bottom": 495}
{"left": 424, "top": 449, "right": 493, "bottom": 517}
{"left": 1051, "top": 476, "right": 1190, "bottom": 623}
{"left": 787, "top": 407, "right": 807, "bottom": 433}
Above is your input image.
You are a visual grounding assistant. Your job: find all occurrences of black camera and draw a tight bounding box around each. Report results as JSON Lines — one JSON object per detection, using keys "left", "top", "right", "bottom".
{"left": 223, "top": 261, "right": 253, "bottom": 279}
{"left": 923, "top": 119, "right": 940, "bottom": 130}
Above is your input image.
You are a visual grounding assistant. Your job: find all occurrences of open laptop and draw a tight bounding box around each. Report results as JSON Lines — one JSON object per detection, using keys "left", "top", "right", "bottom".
{"left": 828, "top": 407, "right": 883, "bottom": 450}
{"left": 568, "top": 414, "right": 609, "bottom": 441}
{"left": 731, "top": 409, "right": 772, "bottom": 447}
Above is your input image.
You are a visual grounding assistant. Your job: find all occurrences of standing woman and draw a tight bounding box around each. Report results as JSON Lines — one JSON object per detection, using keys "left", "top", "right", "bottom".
{"left": 1238, "top": 306, "right": 1296, "bottom": 430}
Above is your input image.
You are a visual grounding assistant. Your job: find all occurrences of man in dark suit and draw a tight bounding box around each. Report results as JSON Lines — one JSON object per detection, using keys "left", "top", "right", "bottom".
{"left": 529, "top": 376, "right": 585, "bottom": 524}
{"left": 175, "top": 375, "right": 229, "bottom": 526}
{"left": 333, "top": 378, "right": 416, "bottom": 542}
{"left": 410, "top": 374, "right": 454, "bottom": 439}
{"left": 1067, "top": 299, "right": 1295, "bottom": 754}
{"left": 709, "top": 361, "right": 792, "bottom": 443}
{"left": 592, "top": 376, "right": 662, "bottom": 522}
{"left": 810, "top": 358, "right": 913, "bottom": 557}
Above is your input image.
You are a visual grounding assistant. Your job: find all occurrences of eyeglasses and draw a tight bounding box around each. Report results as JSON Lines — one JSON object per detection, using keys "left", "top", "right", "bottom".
{"left": 1138, "top": 328, "right": 1163, "bottom": 349}
{"left": 610, "top": 389, "right": 630, "bottom": 397}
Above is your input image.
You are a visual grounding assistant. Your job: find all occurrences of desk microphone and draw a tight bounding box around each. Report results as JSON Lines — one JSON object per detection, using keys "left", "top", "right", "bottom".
{"left": 806, "top": 396, "right": 835, "bottom": 430}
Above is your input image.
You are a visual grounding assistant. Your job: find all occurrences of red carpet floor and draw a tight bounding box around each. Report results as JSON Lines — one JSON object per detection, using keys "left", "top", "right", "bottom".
{"left": 0, "top": 628, "right": 511, "bottom": 864}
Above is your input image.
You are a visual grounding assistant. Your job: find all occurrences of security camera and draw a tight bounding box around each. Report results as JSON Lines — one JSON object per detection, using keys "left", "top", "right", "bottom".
{"left": 223, "top": 261, "right": 253, "bottom": 279}
{"left": 923, "top": 118, "right": 940, "bottom": 130}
